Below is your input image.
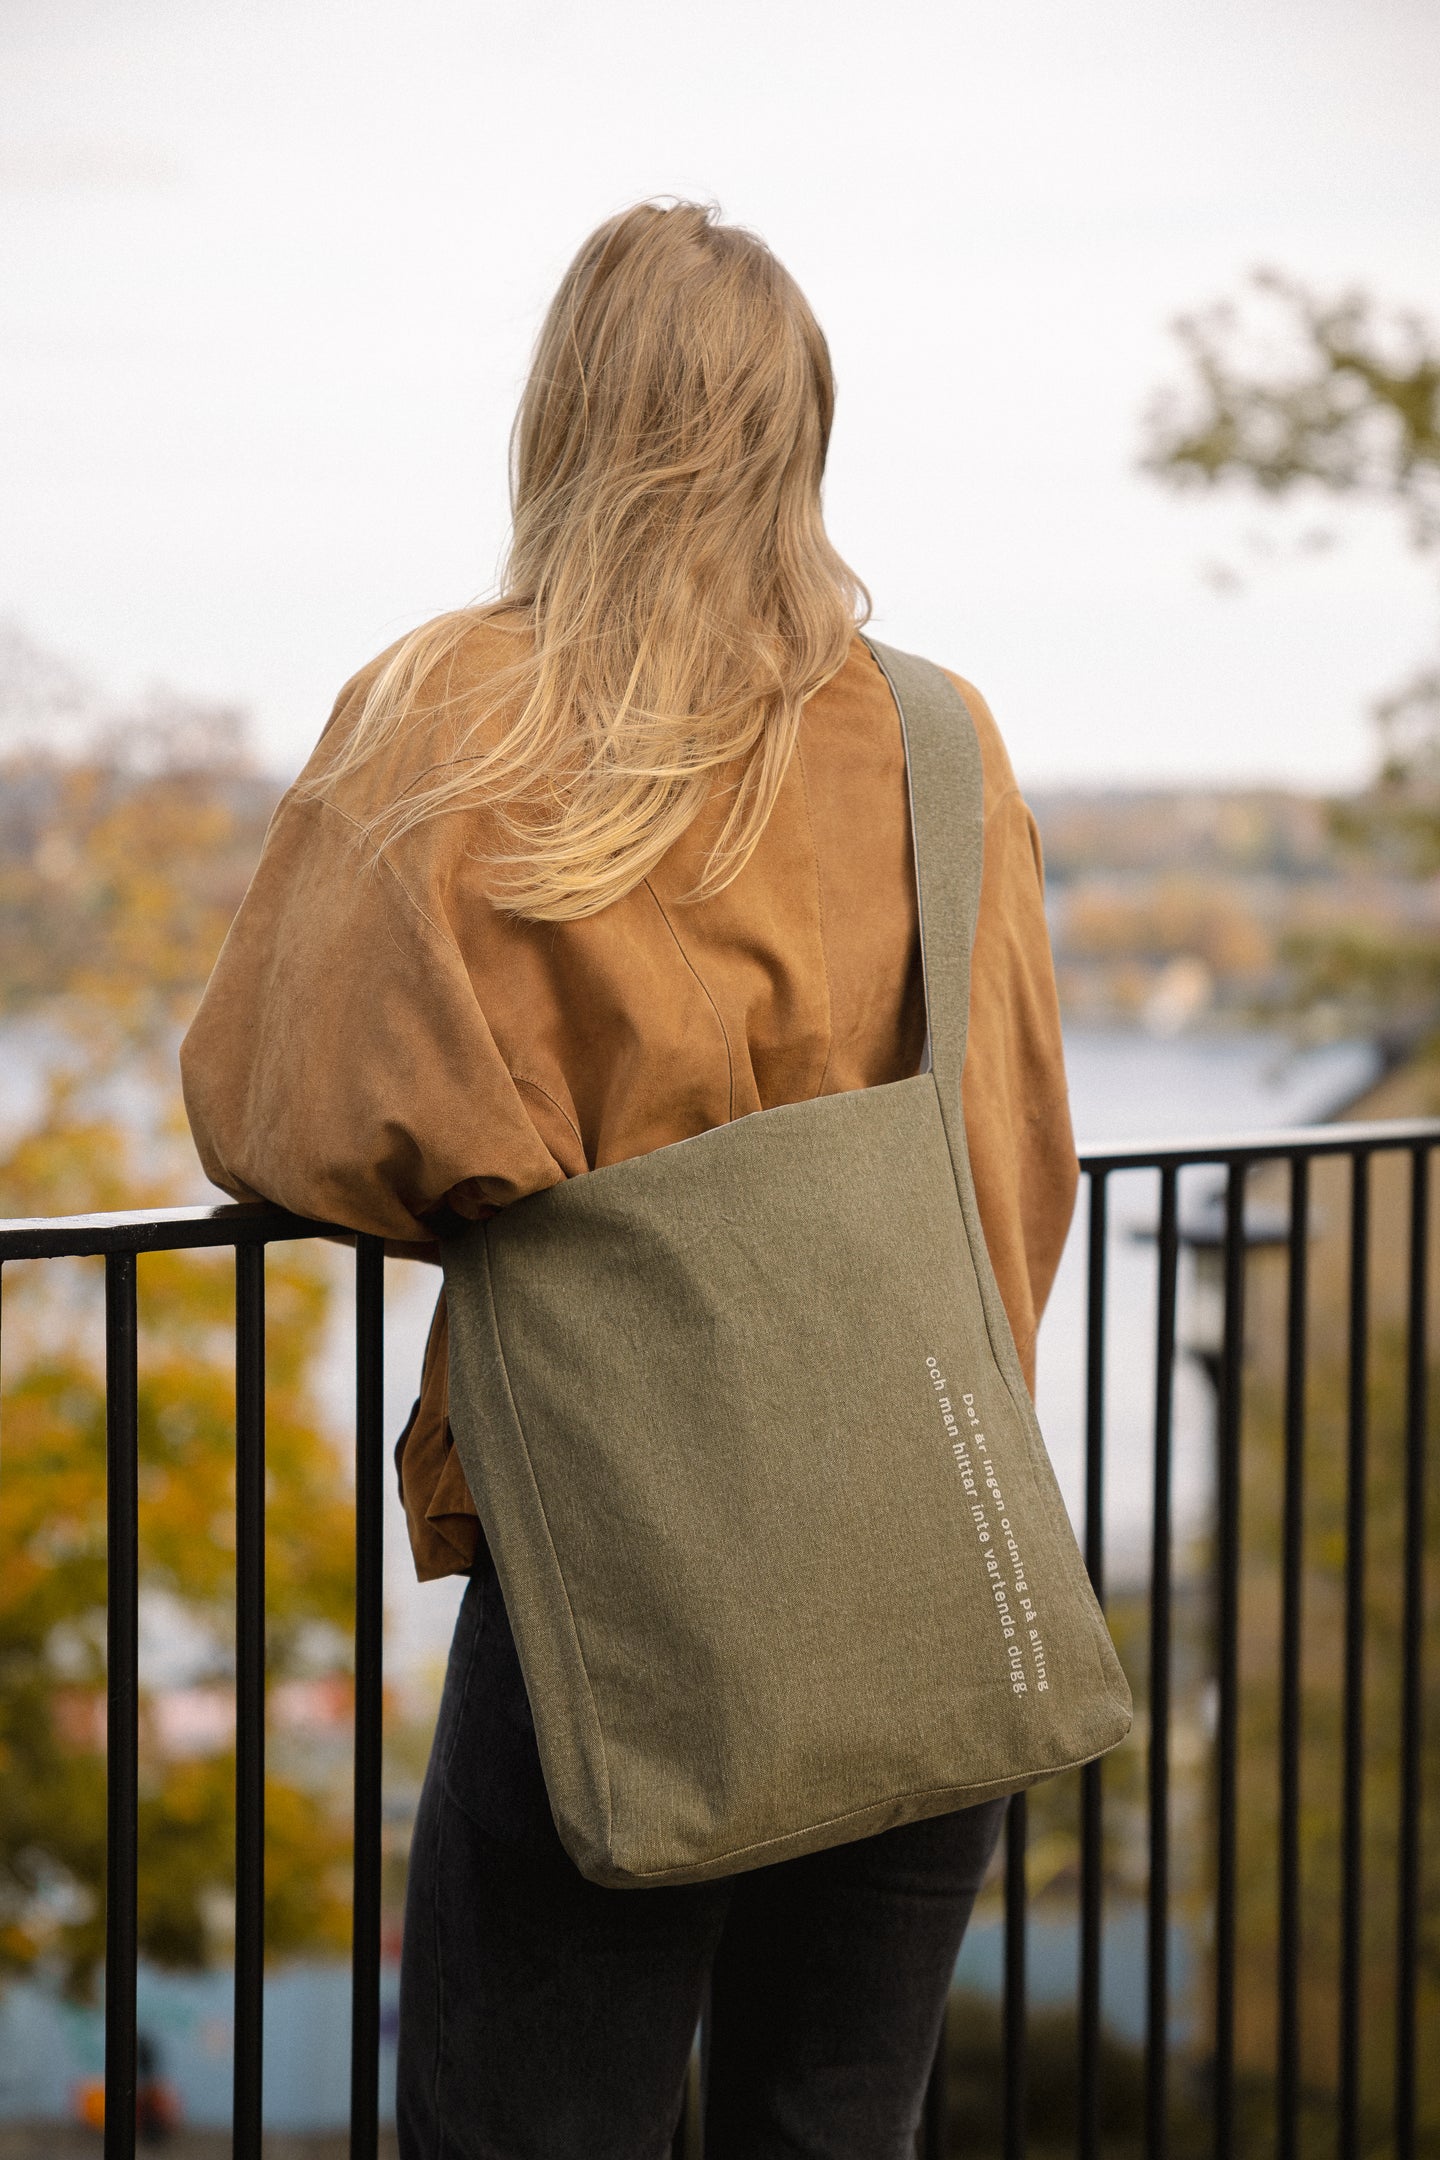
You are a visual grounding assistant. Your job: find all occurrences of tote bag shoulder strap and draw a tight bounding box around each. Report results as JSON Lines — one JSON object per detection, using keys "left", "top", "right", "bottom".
{"left": 859, "top": 636, "right": 986, "bottom": 1129}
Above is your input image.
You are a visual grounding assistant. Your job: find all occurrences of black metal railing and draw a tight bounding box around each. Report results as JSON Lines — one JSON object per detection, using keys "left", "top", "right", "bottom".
{"left": 1051, "top": 1119, "right": 1435, "bottom": 2160}
{"left": 0, "top": 1114, "right": 1435, "bottom": 2159}
{"left": 0, "top": 1205, "right": 381, "bottom": 2160}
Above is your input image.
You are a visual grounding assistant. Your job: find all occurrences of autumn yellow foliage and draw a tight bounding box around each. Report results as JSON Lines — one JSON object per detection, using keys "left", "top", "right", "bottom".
{"left": 0, "top": 717, "right": 359, "bottom": 1990}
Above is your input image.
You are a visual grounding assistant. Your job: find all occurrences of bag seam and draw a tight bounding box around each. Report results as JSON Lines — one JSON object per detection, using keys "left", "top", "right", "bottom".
{"left": 618, "top": 1726, "right": 1128, "bottom": 1882}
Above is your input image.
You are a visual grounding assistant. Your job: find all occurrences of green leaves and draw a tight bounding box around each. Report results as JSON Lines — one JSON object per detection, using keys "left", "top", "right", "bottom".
{"left": 1144, "top": 271, "right": 1440, "bottom": 1059}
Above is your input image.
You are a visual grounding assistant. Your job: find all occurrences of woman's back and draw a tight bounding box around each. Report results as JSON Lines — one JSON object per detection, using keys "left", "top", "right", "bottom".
{"left": 181, "top": 617, "right": 1076, "bottom": 1580}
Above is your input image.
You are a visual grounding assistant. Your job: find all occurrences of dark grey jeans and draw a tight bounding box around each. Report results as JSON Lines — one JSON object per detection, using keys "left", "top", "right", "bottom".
{"left": 397, "top": 1548, "right": 1005, "bottom": 2160}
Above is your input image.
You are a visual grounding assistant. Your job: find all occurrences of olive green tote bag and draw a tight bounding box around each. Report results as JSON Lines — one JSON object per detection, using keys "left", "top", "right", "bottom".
{"left": 442, "top": 638, "right": 1132, "bottom": 1888}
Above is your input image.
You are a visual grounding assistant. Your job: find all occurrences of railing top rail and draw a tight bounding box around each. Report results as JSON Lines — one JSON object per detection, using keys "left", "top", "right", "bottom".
{"left": 0, "top": 1201, "right": 340, "bottom": 1262}
{"left": 1, "top": 1117, "right": 1437, "bottom": 1258}
{"left": 1077, "top": 1114, "right": 1440, "bottom": 1175}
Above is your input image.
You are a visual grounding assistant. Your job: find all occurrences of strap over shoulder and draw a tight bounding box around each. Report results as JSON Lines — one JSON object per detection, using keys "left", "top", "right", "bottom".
{"left": 859, "top": 636, "right": 986, "bottom": 1129}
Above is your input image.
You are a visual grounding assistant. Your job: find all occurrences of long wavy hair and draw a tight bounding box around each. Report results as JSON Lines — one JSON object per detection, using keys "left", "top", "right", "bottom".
{"left": 305, "top": 199, "right": 869, "bottom": 920}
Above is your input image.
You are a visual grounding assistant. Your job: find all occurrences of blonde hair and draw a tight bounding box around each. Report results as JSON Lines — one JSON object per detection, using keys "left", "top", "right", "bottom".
{"left": 306, "top": 199, "right": 869, "bottom": 920}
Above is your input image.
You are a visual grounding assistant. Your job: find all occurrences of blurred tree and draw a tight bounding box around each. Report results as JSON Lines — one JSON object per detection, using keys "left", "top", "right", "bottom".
{"left": 0, "top": 657, "right": 356, "bottom": 1994}
{"left": 1143, "top": 271, "right": 1440, "bottom": 1057}
{"left": 1143, "top": 271, "right": 1440, "bottom": 545}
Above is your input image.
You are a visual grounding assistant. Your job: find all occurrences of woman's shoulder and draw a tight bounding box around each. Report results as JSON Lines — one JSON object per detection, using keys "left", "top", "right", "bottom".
{"left": 937, "top": 667, "right": 1021, "bottom": 815}
{"left": 300, "top": 608, "right": 532, "bottom": 820}
{"left": 323, "top": 608, "right": 529, "bottom": 746}
{"left": 824, "top": 633, "right": 1021, "bottom": 817}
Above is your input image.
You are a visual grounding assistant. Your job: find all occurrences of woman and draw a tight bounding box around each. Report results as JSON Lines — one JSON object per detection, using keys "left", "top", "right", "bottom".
{"left": 182, "top": 200, "right": 1078, "bottom": 2160}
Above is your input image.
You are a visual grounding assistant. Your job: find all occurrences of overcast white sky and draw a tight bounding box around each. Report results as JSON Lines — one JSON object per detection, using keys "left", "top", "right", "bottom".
{"left": 3, "top": 0, "right": 1438, "bottom": 787}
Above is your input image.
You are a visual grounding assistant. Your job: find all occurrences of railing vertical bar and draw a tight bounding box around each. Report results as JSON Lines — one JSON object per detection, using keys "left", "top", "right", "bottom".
{"left": 1394, "top": 1142, "right": 1429, "bottom": 2160}
{"left": 233, "top": 1245, "right": 266, "bottom": 2157}
{"left": 1146, "top": 1165, "right": 1179, "bottom": 2160}
{"left": 104, "top": 1253, "right": 139, "bottom": 2160}
{"left": 1078, "top": 1168, "right": 1108, "bottom": 2160}
{"left": 1339, "top": 1151, "right": 1369, "bottom": 2160}
{"left": 1213, "top": 1161, "right": 1245, "bottom": 2160}
{"left": 1004, "top": 1789, "right": 1028, "bottom": 2160}
{"left": 1277, "top": 1153, "right": 1309, "bottom": 2160}
{"left": 350, "top": 1236, "right": 385, "bottom": 2160}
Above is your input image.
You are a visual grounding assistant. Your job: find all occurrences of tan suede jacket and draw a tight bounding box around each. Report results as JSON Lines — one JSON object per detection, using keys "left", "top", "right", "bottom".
{"left": 180, "top": 626, "right": 1079, "bottom": 1582}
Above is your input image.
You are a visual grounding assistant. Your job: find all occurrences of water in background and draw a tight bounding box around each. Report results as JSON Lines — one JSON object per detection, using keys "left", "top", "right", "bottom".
{"left": 1036, "top": 1027, "right": 1379, "bottom": 1575}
